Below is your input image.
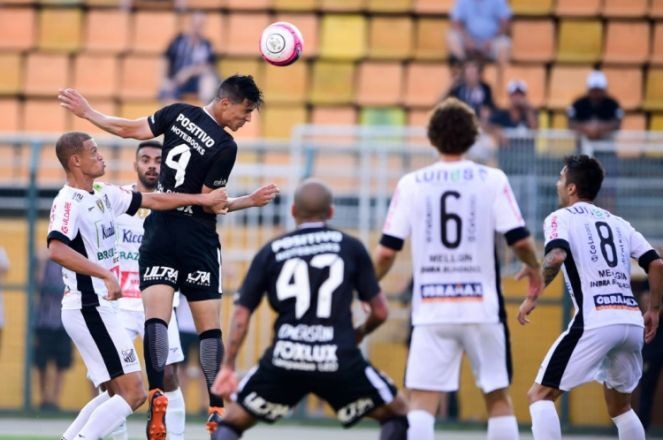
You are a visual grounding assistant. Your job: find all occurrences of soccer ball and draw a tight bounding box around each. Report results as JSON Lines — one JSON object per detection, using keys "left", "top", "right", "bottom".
{"left": 259, "top": 22, "right": 304, "bottom": 67}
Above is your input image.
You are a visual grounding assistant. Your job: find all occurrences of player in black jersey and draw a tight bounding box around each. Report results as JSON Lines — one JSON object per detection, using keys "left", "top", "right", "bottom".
{"left": 210, "top": 179, "right": 408, "bottom": 440}
{"left": 58, "top": 75, "right": 280, "bottom": 439}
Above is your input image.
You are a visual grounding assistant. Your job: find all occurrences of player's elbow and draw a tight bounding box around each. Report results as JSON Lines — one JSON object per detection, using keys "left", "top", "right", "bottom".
{"left": 648, "top": 258, "right": 663, "bottom": 277}
{"left": 371, "top": 295, "right": 390, "bottom": 324}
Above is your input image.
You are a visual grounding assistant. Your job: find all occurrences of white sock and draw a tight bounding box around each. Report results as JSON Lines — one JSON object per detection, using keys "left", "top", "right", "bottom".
{"left": 107, "top": 419, "right": 128, "bottom": 440}
{"left": 612, "top": 409, "right": 645, "bottom": 440}
{"left": 76, "top": 395, "right": 133, "bottom": 439}
{"left": 165, "top": 387, "right": 186, "bottom": 440}
{"left": 407, "top": 410, "right": 435, "bottom": 440}
{"left": 487, "top": 415, "right": 519, "bottom": 440}
{"left": 61, "top": 391, "right": 111, "bottom": 440}
{"left": 529, "top": 401, "right": 561, "bottom": 440}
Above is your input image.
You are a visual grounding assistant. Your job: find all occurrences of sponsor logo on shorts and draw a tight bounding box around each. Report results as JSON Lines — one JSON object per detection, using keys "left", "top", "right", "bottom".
{"left": 143, "top": 266, "right": 178, "bottom": 283}
{"left": 420, "top": 282, "right": 483, "bottom": 302}
{"left": 272, "top": 340, "right": 338, "bottom": 372}
{"left": 594, "top": 293, "right": 639, "bottom": 311}
{"left": 337, "top": 397, "right": 375, "bottom": 424}
{"left": 186, "top": 270, "right": 211, "bottom": 287}
{"left": 122, "top": 348, "right": 137, "bottom": 364}
{"left": 243, "top": 391, "right": 290, "bottom": 421}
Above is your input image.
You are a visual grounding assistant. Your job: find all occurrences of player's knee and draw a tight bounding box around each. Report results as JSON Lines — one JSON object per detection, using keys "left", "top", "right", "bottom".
{"left": 527, "top": 384, "right": 555, "bottom": 405}
{"left": 379, "top": 415, "right": 408, "bottom": 440}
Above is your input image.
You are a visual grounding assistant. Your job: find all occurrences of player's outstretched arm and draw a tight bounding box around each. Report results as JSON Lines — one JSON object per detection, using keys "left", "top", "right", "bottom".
{"left": 211, "top": 305, "right": 252, "bottom": 398}
{"left": 644, "top": 258, "right": 663, "bottom": 343}
{"left": 141, "top": 187, "right": 229, "bottom": 214}
{"left": 355, "top": 292, "right": 389, "bottom": 344}
{"left": 517, "top": 245, "right": 565, "bottom": 325}
{"left": 226, "top": 183, "right": 280, "bottom": 213}
{"left": 373, "top": 245, "right": 398, "bottom": 281}
{"left": 58, "top": 88, "right": 153, "bottom": 140}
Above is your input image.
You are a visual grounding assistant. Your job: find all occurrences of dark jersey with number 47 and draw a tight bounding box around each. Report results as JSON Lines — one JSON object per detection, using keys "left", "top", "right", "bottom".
{"left": 236, "top": 225, "right": 381, "bottom": 373}
{"left": 148, "top": 103, "right": 237, "bottom": 226}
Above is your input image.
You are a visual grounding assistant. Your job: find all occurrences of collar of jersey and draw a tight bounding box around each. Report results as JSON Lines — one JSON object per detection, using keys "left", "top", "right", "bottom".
{"left": 297, "top": 221, "right": 326, "bottom": 229}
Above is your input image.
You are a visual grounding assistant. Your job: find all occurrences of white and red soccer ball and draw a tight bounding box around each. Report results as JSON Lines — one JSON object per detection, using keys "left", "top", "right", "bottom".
{"left": 259, "top": 22, "right": 304, "bottom": 67}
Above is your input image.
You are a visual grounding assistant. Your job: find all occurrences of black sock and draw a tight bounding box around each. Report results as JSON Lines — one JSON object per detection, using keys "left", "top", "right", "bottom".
{"left": 144, "top": 317, "right": 169, "bottom": 391}
{"left": 380, "top": 415, "right": 408, "bottom": 440}
{"left": 211, "top": 421, "right": 242, "bottom": 440}
{"left": 199, "top": 328, "right": 224, "bottom": 408}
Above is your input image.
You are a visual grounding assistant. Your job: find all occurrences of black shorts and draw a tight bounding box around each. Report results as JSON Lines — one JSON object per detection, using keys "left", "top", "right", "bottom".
{"left": 33, "top": 328, "right": 73, "bottom": 370}
{"left": 139, "top": 212, "right": 222, "bottom": 302}
{"left": 236, "top": 357, "right": 398, "bottom": 427}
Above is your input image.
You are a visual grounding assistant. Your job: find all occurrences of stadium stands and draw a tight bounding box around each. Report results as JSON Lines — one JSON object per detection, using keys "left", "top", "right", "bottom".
{"left": 0, "top": 8, "right": 36, "bottom": 51}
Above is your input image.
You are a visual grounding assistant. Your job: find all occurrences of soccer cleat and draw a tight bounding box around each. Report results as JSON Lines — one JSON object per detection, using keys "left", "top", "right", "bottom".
{"left": 206, "top": 406, "right": 225, "bottom": 433}
{"left": 146, "top": 388, "right": 168, "bottom": 440}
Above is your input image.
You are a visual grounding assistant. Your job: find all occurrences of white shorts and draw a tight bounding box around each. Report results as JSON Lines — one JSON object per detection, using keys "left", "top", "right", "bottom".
{"left": 406, "top": 322, "right": 511, "bottom": 393}
{"left": 62, "top": 307, "right": 142, "bottom": 388}
{"left": 117, "top": 308, "right": 184, "bottom": 366}
{"left": 536, "top": 324, "right": 643, "bottom": 393}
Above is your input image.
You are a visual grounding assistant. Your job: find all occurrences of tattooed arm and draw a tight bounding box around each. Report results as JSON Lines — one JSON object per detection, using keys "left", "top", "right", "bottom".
{"left": 518, "top": 247, "right": 567, "bottom": 325}
{"left": 211, "top": 305, "right": 251, "bottom": 397}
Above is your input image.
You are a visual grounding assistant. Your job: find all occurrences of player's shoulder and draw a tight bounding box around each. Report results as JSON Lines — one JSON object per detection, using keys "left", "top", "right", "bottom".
{"left": 545, "top": 207, "right": 570, "bottom": 224}
{"left": 54, "top": 185, "right": 86, "bottom": 205}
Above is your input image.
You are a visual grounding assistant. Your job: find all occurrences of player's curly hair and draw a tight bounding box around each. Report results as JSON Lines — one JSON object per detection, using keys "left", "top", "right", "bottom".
{"left": 563, "top": 154, "right": 604, "bottom": 201}
{"left": 55, "top": 131, "right": 92, "bottom": 171}
{"left": 427, "top": 98, "right": 478, "bottom": 156}
{"left": 216, "top": 74, "right": 264, "bottom": 109}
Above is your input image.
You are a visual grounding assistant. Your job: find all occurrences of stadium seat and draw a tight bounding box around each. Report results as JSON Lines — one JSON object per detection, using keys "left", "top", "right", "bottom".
{"left": 547, "top": 65, "right": 593, "bottom": 109}
{"left": 556, "top": 19, "right": 603, "bottom": 63}
{"left": 311, "top": 106, "right": 357, "bottom": 125}
{"left": 651, "top": 23, "right": 663, "bottom": 65}
{"left": 603, "top": 67, "right": 642, "bottom": 111}
{"left": 319, "top": 15, "right": 367, "bottom": 60}
{"left": 650, "top": 0, "right": 663, "bottom": 18}
{"left": 555, "top": 0, "right": 601, "bottom": 16}
{"left": 413, "top": 18, "right": 449, "bottom": 60}
{"left": 119, "top": 55, "right": 160, "bottom": 100}
{"left": 226, "top": 13, "right": 271, "bottom": 56}
{"left": 408, "top": 109, "right": 431, "bottom": 127}
{"left": 119, "top": 100, "right": 160, "bottom": 119}
{"left": 602, "top": 0, "right": 647, "bottom": 17}
{"left": 38, "top": 8, "right": 83, "bottom": 52}
{"left": 262, "top": 105, "right": 307, "bottom": 139}
{"left": 509, "top": 0, "right": 554, "bottom": 16}
{"left": 550, "top": 111, "right": 569, "bottom": 129}
{"left": 179, "top": 11, "right": 225, "bottom": 56}
{"left": 273, "top": 0, "right": 315, "bottom": 10}
{"left": 84, "top": 10, "right": 130, "bottom": 53}
{"left": 310, "top": 61, "right": 356, "bottom": 104}
{"left": 404, "top": 63, "right": 451, "bottom": 108}
{"left": 217, "top": 58, "right": 262, "bottom": 84}
{"left": 23, "top": 99, "right": 69, "bottom": 133}
{"left": 368, "top": 16, "right": 413, "bottom": 60}
{"left": 360, "top": 107, "right": 406, "bottom": 126}
{"left": 187, "top": 0, "right": 224, "bottom": 8}
{"left": 357, "top": 62, "right": 404, "bottom": 106}
{"left": 131, "top": 11, "right": 177, "bottom": 54}
{"left": 262, "top": 62, "right": 308, "bottom": 104}
{"left": 0, "top": 54, "right": 22, "bottom": 95}
{"left": 413, "top": 0, "right": 454, "bottom": 14}
{"left": 644, "top": 69, "right": 663, "bottom": 110}
{"left": 649, "top": 113, "right": 663, "bottom": 130}
{"left": 71, "top": 100, "right": 117, "bottom": 135}
{"left": 41, "top": 0, "right": 81, "bottom": 4}
{"left": 73, "top": 54, "right": 118, "bottom": 99}
{"left": 621, "top": 112, "right": 646, "bottom": 130}
{"left": 275, "top": 13, "right": 318, "bottom": 58}
{"left": 603, "top": 21, "right": 649, "bottom": 64}
{"left": 511, "top": 19, "right": 555, "bottom": 63}
{"left": 0, "top": 99, "right": 21, "bottom": 132}
{"left": 0, "top": 8, "right": 35, "bottom": 51}
{"left": 366, "top": 0, "right": 411, "bottom": 12}
{"left": 319, "top": 0, "right": 362, "bottom": 11}
{"left": 493, "top": 65, "right": 547, "bottom": 108}
{"left": 24, "top": 53, "right": 71, "bottom": 97}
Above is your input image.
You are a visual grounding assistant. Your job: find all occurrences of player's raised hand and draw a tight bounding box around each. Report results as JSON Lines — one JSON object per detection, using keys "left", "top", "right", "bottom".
{"left": 517, "top": 297, "right": 537, "bottom": 325}
{"left": 207, "top": 187, "right": 229, "bottom": 215}
{"left": 211, "top": 366, "right": 238, "bottom": 398}
{"left": 644, "top": 308, "right": 660, "bottom": 343}
{"left": 249, "top": 183, "right": 280, "bottom": 207}
{"left": 102, "top": 271, "right": 122, "bottom": 301}
{"left": 58, "top": 88, "right": 92, "bottom": 119}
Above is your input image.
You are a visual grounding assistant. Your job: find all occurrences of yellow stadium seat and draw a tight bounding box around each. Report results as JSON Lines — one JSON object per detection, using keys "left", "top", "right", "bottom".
{"left": 319, "top": 15, "right": 366, "bottom": 60}
{"left": 649, "top": 113, "right": 663, "bottom": 130}
{"left": 24, "top": 53, "right": 71, "bottom": 97}
{"left": 119, "top": 100, "right": 160, "bottom": 119}
{"left": 603, "top": 67, "right": 642, "bottom": 111}
{"left": 404, "top": 63, "right": 451, "bottom": 108}
{"left": 73, "top": 54, "right": 118, "bottom": 99}
{"left": 226, "top": 13, "right": 271, "bottom": 56}
{"left": 319, "top": 0, "right": 363, "bottom": 11}
{"left": 602, "top": 0, "right": 647, "bottom": 17}
{"left": 262, "top": 104, "right": 307, "bottom": 138}
{"left": 71, "top": 100, "right": 117, "bottom": 135}
{"left": 365, "top": 0, "right": 410, "bottom": 12}
{"left": 217, "top": 58, "right": 262, "bottom": 83}
{"left": 119, "top": 55, "right": 160, "bottom": 100}
{"left": 273, "top": 0, "right": 315, "bottom": 10}
{"left": 547, "top": 65, "right": 593, "bottom": 109}
{"left": 551, "top": 111, "right": 568, "bottom": 129}
{"left": 651, "top": 23, "right": 663, "bottom": 65}
{"left": 644, "top": 69, "right": 663, "bottom": 110}
{"left": 496, "top": 65, "right": 547, "bottom": 108}
{"left": 360, "top": 107, "right": 406, "bottom": 126}
{"left": 650, "top": 0, "right": 663, "bottom": 18}
{"left": 509, "top": 0, "right": 553, "bottom": 15}
{"left": 187, "top": 0, "right": 224, "bottom": 7}
{"left": 38, "top": 8, "right": 82, "bottom": 52}
{"left": 556, "top": 19, "right": 603, "bottom": 63}
{"left": 310, "top": 61, "right": 355, "bottom": 104}
{"left": 413, "top": 18, "right": 449, "bottom": 60}
{"left": 0, "top": 99, "right": 21, "bottom": 132}
{"left": 357, "top": 62, "right": 403, "bottom": 106}
{"left": 275, "top": 13, "right": 318, "bottom": 58}
{"left": 413, "top": 0, "right": 453, "bottom": 14}
{"left": 311, "top": 106, "right": 357, "bottom": 125}
{"left": 226, "top": 0, "right": 269, "bottom": 8}
{"left": 262, "top": 62, "right": 308, "bottom": 104}
{"left": 511, "top": 19, "right": 554, "bottom": 63}
{"left": 84, "top": 10, "right": 130, "bottom": 53}
{"left": 603, "top": 21, "right": 649, "bottom": 64}
{"left": 0, "top": 8, "right": 35, "bottom": 51}
{"left": 0, "top": 54, "right": 22, "bottom": 95}
{"left": 23, "top": 99, "right": 69, "bottom": 133}
{"left": 555, "top": 0, "right": 601, "bottom": 16}
{"left": 131, "top": 11, "right": 177, "bottom": 54}
{"left": 368, "top": 16, "right": 413, "bottom": 60}
{"left": 621, "top": 112, "right": 646, "bottom": 130}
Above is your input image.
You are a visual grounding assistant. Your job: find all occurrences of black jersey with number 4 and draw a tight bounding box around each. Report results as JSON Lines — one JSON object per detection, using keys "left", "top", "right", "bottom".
{"left": 236, "top": 225, "right": 381, "bottom": 373}
{"left": 148, "top": 103, "right": 237, "bottom": 226}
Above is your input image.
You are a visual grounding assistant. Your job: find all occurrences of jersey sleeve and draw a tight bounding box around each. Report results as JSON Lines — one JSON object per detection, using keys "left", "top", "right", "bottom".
{"left": 543, "top": 210, "right": 571, "bottom": 254}
{"left": 492, "top": 171, "right": 528, "bottom": 243}
{"left": 351, "top": 238, "right": 381, "bottom": 302}
{"left": 235, "top": 245, "right": 271, "bottom": 312}
{"left": 203, "top": 141, "right": 237, "bottom": 189}
{"left": 626, "top": 222, "right": 661, "bottom": 272}
{"left": 148, "top": 103, "right": 186, "bottom": 137}
{"left": 104, "top": 184, "right": 142, "bottom": 217}
{"left": 379, "top": 177, "right": 412, "bottom": 251}
{"left": 47, "top": 195, "right": 81, "bottom": 246}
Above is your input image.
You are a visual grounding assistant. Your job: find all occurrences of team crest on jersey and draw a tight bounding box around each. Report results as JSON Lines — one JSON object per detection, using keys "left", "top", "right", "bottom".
{"left": 136, "top": 208, "right": 150, "bottom": 219}
{"left": 122, "top": 348, "right": 137, "bottom": 364}
{"left": 96, "top": 199, "right": 105, "bottom": 213}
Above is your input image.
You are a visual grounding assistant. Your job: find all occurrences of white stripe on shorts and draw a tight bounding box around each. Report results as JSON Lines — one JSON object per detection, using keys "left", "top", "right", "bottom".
{"left": 365, "top": 366, "right": 394, "bottom": 403}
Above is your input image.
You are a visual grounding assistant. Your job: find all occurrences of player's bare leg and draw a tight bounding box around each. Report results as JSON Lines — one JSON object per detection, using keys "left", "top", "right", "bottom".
{"left": 368, "top": 392, "right": 409, "bottom": 440}
{"left": 603, "top": 385, "right": 645, "bottom": 440}
{"left": 527, "top": 383, "right": 563, "bottom": 440}
{"left": 406, "top": 389, "right": 442, "bottom": 440}
{"left": 211, "top": 402, "right": 256, "bottom": 440}
{"left": 483, "top": 388, "right": 519, "bottom": 439}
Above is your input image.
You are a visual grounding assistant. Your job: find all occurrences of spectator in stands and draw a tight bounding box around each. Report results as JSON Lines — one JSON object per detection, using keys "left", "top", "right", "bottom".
{"left": 447, "top": 58, "right": 495, "bottom": 127}
{"left": 33, "top": 257, "right": 72, "bottom": 412}
{"left": 447, "top": 0, "right": 512, "bottom": 68}
{"left": 158, "top": 11, "right": 218, "bottom": 104}
{"left": 490, "top": 79, "right": 538, "bottom": 133}
{"left": 0, "top": 246, "right": 9, "bottom": 353}
{"left": 567, "top": 70, "right": 623, "bottom": 140}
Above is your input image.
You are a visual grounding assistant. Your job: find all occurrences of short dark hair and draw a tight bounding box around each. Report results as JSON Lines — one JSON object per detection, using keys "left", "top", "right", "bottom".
{"left": 55, "top": 132, "right": 91, "bottom": 171}
{"left": 215, "top": 75, "right": 264, "bottom": 109}
{"left": 563, "top": 154, "right": 604, "bottom": 201}
{"left": 294, "top": 178, "right": 333, "bottom": 221}
{"left": 136, "top": 140, "right": 162, "bottom": 157}
{"left": 427, "top": 98, "right": 478, "bottom": 155}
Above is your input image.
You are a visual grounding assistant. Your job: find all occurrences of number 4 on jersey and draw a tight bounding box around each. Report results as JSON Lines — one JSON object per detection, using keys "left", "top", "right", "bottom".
{"left": 165, "top": 144, "right": 191, "bottom": 188}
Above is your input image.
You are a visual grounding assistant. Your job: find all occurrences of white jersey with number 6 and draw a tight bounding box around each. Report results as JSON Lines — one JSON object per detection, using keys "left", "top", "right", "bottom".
{"left": 381, "top": 160, "right": 527, "bottom": 326}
